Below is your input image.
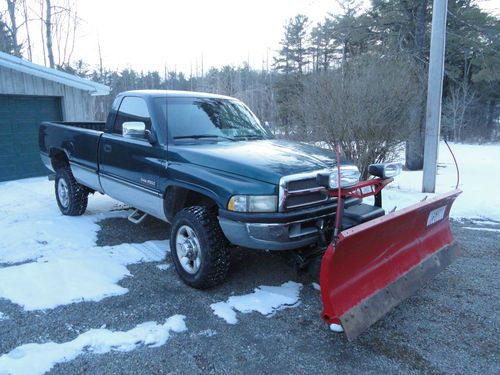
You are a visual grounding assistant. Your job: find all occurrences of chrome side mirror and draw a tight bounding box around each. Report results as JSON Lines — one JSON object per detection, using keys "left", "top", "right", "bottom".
{"left": 122, "top": 121, "right": 146, "bottom": 138}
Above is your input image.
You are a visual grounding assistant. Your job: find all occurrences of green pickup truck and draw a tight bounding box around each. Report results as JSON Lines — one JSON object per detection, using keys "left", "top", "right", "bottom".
{"left": 39, "top": 90, "right": 387, "bottom": 289}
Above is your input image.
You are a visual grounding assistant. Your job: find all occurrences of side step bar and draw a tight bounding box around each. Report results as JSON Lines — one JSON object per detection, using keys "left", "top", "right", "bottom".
{"left": 128, "top": 208, "right": 148, "bottom": 224}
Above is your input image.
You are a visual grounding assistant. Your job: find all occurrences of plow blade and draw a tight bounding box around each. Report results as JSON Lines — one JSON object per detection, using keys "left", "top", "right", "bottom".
{"left": 320, "top": 189, "right": 462, "bottom": 340}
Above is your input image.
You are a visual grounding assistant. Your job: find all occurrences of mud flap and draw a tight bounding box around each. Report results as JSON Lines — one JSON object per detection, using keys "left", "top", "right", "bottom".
{"left": 320, "top": 189, "right": 462, "bottom": 340}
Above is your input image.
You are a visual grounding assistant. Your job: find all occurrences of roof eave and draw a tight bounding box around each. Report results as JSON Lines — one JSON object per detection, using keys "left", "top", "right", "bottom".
{"left": 0, "top": 52, "right": 110, "bottom": 96}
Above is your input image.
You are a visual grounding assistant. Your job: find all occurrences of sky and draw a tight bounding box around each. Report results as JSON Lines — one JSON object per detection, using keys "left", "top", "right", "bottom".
{"left": 71, "top": 0, "right": 345, "bottom": 74}
{"left": 2, "top": 0, "right": 499, "bottom": 74}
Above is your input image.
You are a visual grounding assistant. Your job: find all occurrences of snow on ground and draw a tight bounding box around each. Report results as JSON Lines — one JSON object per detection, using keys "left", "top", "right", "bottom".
{"left": 0, "top": 178, "right": 169, "bottom": 310}
{"left": 210, "top": 281, "right": 302, "bottom": 324}
{"left": 0, "top": 314, "right": 186, "bottom": 375}
{"left": 369, "top": 142, "right": 500, "bottom": 221}
{"left": 463, "top": 227, "right": 500, "bottom": 233}
{"left": 156, "top": 264, "right": 171, "bottom": 271}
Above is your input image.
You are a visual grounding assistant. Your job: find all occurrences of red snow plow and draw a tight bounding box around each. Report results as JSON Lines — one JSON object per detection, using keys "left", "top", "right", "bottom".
{"left": 319, "top": 179, "right": 462, "bottom": 340}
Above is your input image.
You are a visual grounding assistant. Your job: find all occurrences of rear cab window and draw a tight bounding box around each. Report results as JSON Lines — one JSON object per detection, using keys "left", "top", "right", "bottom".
{"left": 113, "top": 97, "right": 152, "bottom": 135}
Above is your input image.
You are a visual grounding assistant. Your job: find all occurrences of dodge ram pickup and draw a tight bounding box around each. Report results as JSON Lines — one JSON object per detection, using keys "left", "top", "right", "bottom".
{"left": 39, "top": 90, "right": 387, "bottom": 289}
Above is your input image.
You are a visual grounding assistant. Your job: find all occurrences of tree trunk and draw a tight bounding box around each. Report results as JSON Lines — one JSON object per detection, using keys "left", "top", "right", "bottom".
{"left": 405, "top": 104, "right": 425, "bottom": 170}
{"left": 45, "top": 0, "right": 55, "bottom": 68}
{"left": 485, "top": 100, "right": 496, "bottom": 139}
{"left": 405, "top": 0, "right": 428, "bottom": 170}
{"left": 7, "top": 0, "right": 21, "bottom": 56}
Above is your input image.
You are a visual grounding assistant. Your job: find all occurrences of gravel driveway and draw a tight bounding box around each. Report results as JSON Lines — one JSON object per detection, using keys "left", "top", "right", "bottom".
{"left": 0, "top": 215, "right": 498, "bottom": 375}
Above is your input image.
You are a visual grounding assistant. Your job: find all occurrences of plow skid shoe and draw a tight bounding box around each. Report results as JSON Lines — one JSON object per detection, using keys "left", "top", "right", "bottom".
{"left": 320, "top": 189, "right": 462, "bottom": 341}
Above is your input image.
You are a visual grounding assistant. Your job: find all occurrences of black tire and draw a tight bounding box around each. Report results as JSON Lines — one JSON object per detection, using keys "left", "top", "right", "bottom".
{"left": 55, "top": 167, "right": 89, "bottom": 216}
{"left": 170, "top": 206, "right": 230, "bottom": 289}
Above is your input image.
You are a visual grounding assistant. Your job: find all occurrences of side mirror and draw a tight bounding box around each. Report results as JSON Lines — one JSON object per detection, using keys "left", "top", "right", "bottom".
{"left": 122, "top": 121, "right": 146, "bottom": 138}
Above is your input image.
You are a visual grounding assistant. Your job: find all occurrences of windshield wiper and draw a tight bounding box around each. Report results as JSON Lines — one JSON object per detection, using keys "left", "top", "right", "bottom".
{"left": 173, "top": 134, "right": 236, "bottom": 142}
{"left": 233, "top": 134, "right": 265, "bottom": 140}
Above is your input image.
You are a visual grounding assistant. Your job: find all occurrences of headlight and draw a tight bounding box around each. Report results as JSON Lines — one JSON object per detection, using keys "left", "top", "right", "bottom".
{"left": 368, "top": 162, "right": 402, "bottom": 178}
{"left": 227, "top": 195, "right": 278, "bottom": 212}
{"left": 328, "top": 166, "right": 361, "bottom": 189}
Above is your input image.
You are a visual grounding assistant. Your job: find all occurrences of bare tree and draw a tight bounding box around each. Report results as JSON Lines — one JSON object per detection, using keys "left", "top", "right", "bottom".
{"left": 21, "top": 0, "right": 31, "bottom": 60}
{"left": 300, "top": 56, "right": 425, "bottom": 178}
{"left": 45, "top": 0, "right": 54, "bottom": 67}
{"left": 442, "top": 82, "right": 475, "bottom": 142}
{"left": 5, "top": 0, "right": 22, "bottom": 56}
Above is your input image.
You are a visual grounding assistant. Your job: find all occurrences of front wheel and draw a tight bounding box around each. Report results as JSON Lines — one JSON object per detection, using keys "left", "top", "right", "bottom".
{"left": 170, "top": 206, "right": 230, "bottom": 289}
{"left": 55, "top": 167, "right": 89, "bottom": 216}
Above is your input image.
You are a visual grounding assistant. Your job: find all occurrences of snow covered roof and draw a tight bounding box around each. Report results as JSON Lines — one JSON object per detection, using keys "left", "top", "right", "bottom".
{"left": 0, "top": 51, "right": 110, "bottom": 96}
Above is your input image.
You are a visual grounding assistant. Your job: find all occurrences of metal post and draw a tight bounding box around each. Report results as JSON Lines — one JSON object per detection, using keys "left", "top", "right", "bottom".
{"left": 422, "top": 0, "right": 448, "bottom": 193}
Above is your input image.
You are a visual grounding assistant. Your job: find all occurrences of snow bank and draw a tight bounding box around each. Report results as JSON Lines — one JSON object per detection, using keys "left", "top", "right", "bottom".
{"left": 210, "top": 281, "right": 302, "bottom": 324}
{"left": 0, "top": 178, "right": 169, "bottom": 310}
{"left": 0, "top": 315, "right": 186, "bottom": 375}
{"left": 375, "top": 142, "right": 500, "bottom": 221}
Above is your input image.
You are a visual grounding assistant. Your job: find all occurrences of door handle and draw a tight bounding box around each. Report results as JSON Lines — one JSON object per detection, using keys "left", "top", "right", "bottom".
{"left": 104, "top": 144, "right": 112, "bottom": 153}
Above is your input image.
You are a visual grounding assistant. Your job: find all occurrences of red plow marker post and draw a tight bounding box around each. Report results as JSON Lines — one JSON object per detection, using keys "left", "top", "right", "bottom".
{"left": 320, "top": 187, "right": 462, "bottom": 340}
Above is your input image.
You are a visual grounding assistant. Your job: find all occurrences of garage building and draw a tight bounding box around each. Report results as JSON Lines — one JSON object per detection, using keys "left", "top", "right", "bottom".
{"left": 0, "top": 51, "right": 110, "bottom": 182}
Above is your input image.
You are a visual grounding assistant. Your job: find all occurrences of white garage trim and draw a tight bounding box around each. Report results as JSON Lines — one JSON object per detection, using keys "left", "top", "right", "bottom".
{"left": 0, "top": 51, "right": 110, "bottom": 96}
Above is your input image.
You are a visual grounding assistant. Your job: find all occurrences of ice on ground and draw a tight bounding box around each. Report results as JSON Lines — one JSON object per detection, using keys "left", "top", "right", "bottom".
{"left": 312, "top": 282, "right": 321, "bottom": 291}
{"left": 0, "top": 314, "right": 186, "bottom": 375}
{"left": 366, "top": 142, "right": 500, "bottom": 221}
{"left": 0, "top": 177, "right": 169, "bottom": 310}
{"left": 463, "top": 227, "right": 500, "bottom": 233}
{"left": 210, "top": 281, "right": 302, "bottom": 324}
{"left": 156, "top": 264, "right": 171, "bottom": 271}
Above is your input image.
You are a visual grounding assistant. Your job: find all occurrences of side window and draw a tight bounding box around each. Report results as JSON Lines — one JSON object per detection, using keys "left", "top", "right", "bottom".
{"left": 113, "top": 97, "right": 152, "bottom": 135}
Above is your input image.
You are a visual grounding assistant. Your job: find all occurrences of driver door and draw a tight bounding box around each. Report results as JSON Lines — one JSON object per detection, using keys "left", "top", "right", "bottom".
{"left": 99, "top": 96, "right": 167, "bottom": 220}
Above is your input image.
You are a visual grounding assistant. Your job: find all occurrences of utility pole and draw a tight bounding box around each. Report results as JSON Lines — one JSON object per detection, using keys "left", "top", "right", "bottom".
{"left": 422, "top": 0, "right": 448, "bottom": 193}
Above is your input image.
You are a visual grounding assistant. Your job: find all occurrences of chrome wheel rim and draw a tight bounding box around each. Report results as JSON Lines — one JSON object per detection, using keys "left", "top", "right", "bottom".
{"left": 175, "top": 225, "right": 202, "bottom": 274}
{"left": 57, "top": 179, "right": 69, "bottom": 208}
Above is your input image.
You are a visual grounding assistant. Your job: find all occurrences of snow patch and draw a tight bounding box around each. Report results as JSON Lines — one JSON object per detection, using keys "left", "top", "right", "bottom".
{"left": 198, "top": 329, "right": 217, "bottom": 337}
{"left": 210, "top": 281, "right": 302, "bottom": 324}
{"left": 0, "top": 178, "right": 168, "bottom": 310}
{"left": 312, "top": 282, "right": 321, "bottom": 291}
{"left": 470, "top": 220, "right": 500, "bottom": 226}
{"left": 0, "top": 314, "right": 187, "bottom": 375}
{"left": 156, "top": 264, "right": 171, "bottom": 271}
{"left": 329, "top": 323, "right": 344, "bottom": 333}
{"left": 463, "top": 227, "right": 500, "bottom": 233}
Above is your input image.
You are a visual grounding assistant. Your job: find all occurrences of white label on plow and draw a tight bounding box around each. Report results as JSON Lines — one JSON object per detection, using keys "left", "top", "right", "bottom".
{"left": 427, "top": 206, "right": 447, "bottom": 226}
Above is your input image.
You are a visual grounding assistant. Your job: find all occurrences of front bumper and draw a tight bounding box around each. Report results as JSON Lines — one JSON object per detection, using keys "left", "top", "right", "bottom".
{"left": 218, "top": 197, "right": 383, "bottom": 251}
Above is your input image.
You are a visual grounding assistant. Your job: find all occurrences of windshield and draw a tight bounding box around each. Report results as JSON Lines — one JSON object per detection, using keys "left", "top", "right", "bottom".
{"left": 155, "top": 97, "right": 272, "bottom": 141}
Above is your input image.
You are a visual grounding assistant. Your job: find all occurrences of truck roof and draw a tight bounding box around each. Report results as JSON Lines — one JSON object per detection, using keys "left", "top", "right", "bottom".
{"left": 119, "top": 90, "right": 235, "bottom": 100}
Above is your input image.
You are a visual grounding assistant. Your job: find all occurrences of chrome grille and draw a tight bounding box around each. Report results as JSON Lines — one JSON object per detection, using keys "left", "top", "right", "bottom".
{"left": 279, "top": 169, "right": 334, "bottom": 211}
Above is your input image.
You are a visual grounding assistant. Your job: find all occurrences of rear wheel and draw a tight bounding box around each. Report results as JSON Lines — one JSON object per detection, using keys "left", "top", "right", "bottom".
{"left": 170, "top": 206, "right": 230, "bottom": 289}
{"left": 55, "top": 167, "right": 89, "bottom": 216}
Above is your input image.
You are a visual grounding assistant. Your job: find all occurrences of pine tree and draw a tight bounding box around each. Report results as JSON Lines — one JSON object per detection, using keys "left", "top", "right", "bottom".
{"left": 0, "top": 15, "right": 15, "bottom": 55}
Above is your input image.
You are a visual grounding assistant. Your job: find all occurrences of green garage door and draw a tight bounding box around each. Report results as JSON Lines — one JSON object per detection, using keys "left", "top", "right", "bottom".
{"left": 0, "top": 95, "right": 62, "bottom": 182}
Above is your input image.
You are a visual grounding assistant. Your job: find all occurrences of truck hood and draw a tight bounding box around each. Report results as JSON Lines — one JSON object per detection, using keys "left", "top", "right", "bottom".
{"left": 170, "top": 139, "right": 352, "bottom": 185}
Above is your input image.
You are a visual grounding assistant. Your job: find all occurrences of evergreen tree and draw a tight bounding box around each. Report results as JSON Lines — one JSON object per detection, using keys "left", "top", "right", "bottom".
{"left": 0, "top": 15, "right": 15, "bottom": 55}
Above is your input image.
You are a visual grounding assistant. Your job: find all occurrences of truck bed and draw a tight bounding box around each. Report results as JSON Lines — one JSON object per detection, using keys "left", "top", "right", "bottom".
{"left": 39, "top": 121, "right": 105, "bottom": 185}
{"left": 46, "top": 121, "right": 106, "bottom": 131}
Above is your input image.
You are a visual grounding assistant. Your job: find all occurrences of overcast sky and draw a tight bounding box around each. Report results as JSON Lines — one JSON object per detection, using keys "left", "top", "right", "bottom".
{"left": 3, "top": 0, "right": 498, "bottom": 74}
{"left": 72, "top": 0, "right": 345, "bottom": 74}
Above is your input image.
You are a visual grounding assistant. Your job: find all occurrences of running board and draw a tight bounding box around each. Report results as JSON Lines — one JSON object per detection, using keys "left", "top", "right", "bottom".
{"left": 128, "top": 209, "right": 148, "bottom": 224}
